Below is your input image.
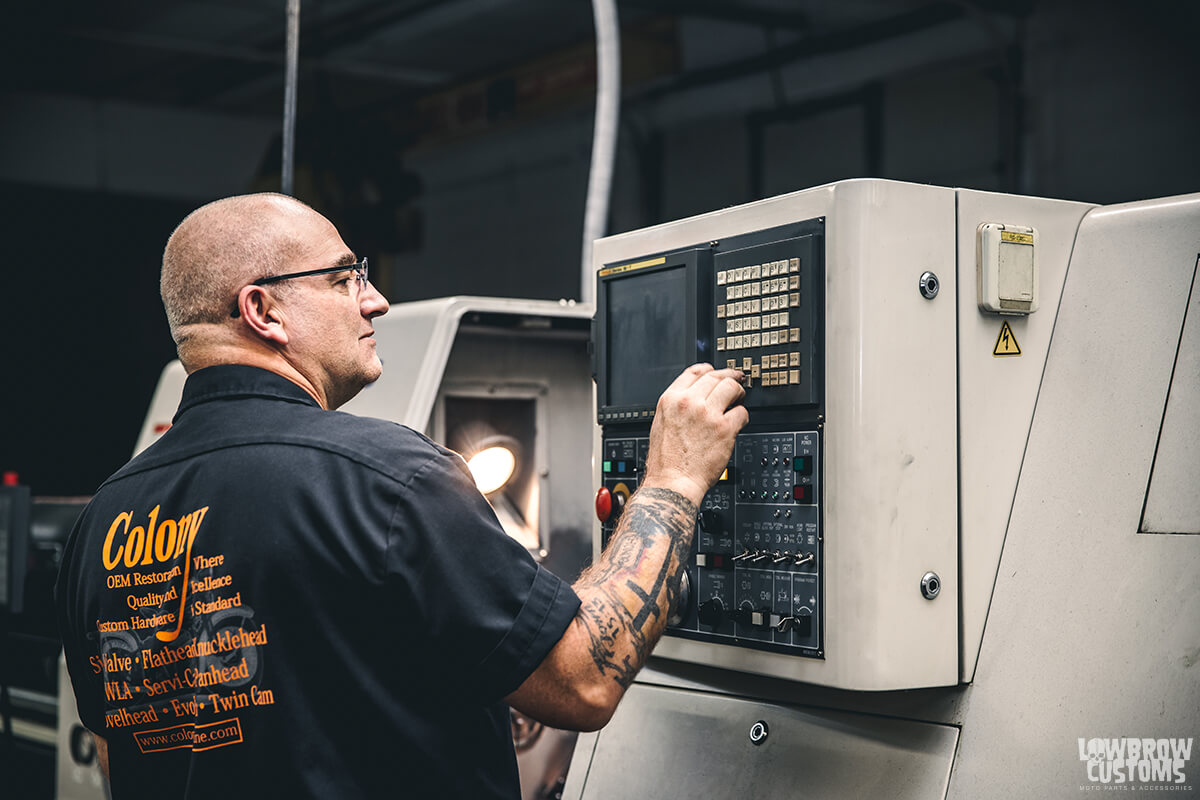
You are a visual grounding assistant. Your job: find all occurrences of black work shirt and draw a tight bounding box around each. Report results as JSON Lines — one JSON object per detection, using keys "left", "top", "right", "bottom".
{"left": 56, "top": 365, "right": 580, "bottom": 799}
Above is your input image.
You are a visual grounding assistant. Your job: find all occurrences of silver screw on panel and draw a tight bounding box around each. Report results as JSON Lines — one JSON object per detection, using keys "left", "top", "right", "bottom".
{"left": 919, "top": 271, "right": 940, "bottom": 299}
{"left": 749, "top": 720, "right": 770, "bottom": 745}
{"left": 921, "top": 571, "right": 941, "bottom": 599}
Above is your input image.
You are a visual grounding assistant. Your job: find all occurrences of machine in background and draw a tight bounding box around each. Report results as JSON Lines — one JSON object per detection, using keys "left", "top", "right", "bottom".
{"left": 569, "top": 179, "right": 1199, "bottom": 798}
{"left": 57, "top": 296, "right": 595, "bottom": 800}
{"left": 1, "top": 485, "right": 92, "bottom": 799}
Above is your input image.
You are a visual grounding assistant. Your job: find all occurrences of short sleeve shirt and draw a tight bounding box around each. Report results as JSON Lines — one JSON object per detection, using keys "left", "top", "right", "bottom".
{"left": 55, "top": 365, "right": 580, "bottom": 799}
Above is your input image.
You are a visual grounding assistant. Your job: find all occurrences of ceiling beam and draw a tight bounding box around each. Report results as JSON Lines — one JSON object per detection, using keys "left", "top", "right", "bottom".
{"left": 620, "top": 0, "right": 811, "bottom": 30}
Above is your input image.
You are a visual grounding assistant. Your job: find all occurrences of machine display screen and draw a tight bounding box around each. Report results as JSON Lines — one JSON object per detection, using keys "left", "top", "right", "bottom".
{"left": 606, "top": 265, "right": 690, "bottom": 409}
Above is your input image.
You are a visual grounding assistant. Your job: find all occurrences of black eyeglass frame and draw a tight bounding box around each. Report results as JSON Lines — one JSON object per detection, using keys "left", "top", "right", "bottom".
{"left": 252, "top": 258, "right": 368, "bottom": 286}
{"left": 231, "top": 258, "right": 368, "bottom": 317}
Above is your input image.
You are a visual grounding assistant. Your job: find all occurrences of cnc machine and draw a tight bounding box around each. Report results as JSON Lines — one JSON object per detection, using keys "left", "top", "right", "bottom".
{"left": 570, "top": 179, "right": 1200, "bottom": 798}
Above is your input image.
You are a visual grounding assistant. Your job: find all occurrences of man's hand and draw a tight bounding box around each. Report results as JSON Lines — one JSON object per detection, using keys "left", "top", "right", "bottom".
{"left": 641, "top": 364, "right": 748, "bottom": 506}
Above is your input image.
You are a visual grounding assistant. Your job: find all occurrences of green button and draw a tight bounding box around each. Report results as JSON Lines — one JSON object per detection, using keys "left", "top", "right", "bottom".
{"left": 603, "top": 460, "right": 612, "bottom": 473}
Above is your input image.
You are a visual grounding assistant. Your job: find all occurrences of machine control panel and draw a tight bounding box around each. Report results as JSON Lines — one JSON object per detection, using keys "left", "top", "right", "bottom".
{"left": 594, "top": 218, "right": 826, "bottom": 659}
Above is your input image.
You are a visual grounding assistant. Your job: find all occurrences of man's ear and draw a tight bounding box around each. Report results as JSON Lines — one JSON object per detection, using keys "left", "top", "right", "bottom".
{"left": 235, "top": 285, "right": 289, "bottom": 345}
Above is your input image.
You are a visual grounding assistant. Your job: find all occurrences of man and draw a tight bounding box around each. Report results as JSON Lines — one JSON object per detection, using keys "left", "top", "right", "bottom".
{"left": 57, "top": 193, "right": 747, "bottom": 798}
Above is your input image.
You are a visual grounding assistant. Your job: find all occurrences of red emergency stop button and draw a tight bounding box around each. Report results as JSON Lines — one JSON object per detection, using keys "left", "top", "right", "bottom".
{"left": 595, "top": 487, "right": 612, "bottom": 523}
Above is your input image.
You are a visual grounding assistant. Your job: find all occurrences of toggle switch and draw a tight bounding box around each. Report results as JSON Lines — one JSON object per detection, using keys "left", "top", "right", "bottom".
{"left": 774, "top": 614, "right": 813, "bottom": 636}
{"left": 772, "top": 614, "right": 811, "bottom": 638}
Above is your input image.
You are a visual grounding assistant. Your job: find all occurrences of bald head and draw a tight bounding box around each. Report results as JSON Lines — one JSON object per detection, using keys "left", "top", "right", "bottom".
{"left": 161, "top": 193, "right": 319, "bottom": 362}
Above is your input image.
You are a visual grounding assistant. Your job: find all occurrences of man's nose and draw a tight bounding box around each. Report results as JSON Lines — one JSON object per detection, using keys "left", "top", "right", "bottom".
{"left": 362, "top": 281, "right": 389, "bottom": 318}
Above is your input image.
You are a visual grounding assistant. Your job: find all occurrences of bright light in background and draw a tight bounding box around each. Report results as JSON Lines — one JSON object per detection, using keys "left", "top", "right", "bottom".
{"left": 467, "top": 445, "right": 517, "bottom": 494}
{"left": 447, "top": 408, "right": 537, "bottom": 551}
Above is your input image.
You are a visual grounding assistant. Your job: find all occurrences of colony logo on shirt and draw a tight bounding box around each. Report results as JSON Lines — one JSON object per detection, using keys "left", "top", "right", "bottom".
{"left": 100, "top": 504, "right": 207, "bottom": 639}
{"left": 90, "top": 502, "right": 274, "bottom": 753}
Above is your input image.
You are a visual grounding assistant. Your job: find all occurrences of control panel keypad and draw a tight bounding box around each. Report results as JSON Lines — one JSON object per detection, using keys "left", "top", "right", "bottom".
{"left": 713, "top": 243, "right": 817, "bottom": 407}
{"left": 715, "top": 257, "right": 800, "bottom": 381}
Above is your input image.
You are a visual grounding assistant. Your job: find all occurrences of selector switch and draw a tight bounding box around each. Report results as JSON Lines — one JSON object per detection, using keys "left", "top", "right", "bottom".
{"left": 698, "top": 597, "right": 726, "bottom": 628}
{"left": 698, "top": 508, "right": 724, "bottom": 533}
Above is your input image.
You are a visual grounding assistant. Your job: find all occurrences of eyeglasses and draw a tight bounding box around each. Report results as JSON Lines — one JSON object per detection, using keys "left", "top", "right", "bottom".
{"left": 231, "top": 258, "right": 368, "bottom": 318}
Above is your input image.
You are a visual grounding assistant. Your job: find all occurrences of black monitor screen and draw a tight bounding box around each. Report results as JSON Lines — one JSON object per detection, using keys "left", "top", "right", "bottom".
{"left": 607, "top": 265, "right": 690, "bottom": 408}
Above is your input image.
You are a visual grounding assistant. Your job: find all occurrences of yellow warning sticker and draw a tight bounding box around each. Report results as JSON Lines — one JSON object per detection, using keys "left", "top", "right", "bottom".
{"left": 993, "top": 321, "right": 1022, "bottom": 356}
{"left": 598, "top": 256, "right": 666, "bottom": 277}
{"left": 1000, "top": 231, "right": 1034, "bottom": 245}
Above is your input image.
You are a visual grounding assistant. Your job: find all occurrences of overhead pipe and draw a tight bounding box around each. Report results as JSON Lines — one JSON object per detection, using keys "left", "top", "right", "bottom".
{"left": 581, "top": 0, "right": 620, "bottom": 306}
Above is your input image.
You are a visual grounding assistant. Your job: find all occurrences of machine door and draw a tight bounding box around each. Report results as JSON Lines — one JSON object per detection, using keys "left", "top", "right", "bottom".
{"left": 562, "top": 682, "right": 958, "bottom": 800}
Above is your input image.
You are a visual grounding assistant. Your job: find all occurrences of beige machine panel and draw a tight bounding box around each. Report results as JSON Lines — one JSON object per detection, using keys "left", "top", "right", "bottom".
{"left": 594, "top": 180, "right": 960, "bottom": 691}
{"left": 1141, "top": 256, "right": 1200, "bottom": 534}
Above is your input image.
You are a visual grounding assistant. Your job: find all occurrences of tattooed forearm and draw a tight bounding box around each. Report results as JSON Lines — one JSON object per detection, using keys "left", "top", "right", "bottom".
{"left": 574, "top": 487, "right": 698, "bottom": 687}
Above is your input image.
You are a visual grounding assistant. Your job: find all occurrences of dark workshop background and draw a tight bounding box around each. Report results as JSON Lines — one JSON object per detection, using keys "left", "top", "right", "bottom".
{"left": 1, "top": 0, "right": 1197, "bottom": 497}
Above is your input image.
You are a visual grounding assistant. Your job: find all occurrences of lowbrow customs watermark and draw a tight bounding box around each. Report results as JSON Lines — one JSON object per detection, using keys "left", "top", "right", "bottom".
{"left": 1079, "top": 737, "right": 1193, "bottom": 792}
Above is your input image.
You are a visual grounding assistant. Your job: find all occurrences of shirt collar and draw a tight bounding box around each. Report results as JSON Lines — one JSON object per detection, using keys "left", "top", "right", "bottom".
{"left": 174, "top": 365, "right": 321, "bottom": 422}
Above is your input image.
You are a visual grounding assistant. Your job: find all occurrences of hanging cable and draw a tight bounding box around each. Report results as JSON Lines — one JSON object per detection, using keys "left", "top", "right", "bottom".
{"left": 282, "top": 0, "right": 301, "bottom": 196}
{"left": 581, "top": 0, "right": 620, "bottom": 306}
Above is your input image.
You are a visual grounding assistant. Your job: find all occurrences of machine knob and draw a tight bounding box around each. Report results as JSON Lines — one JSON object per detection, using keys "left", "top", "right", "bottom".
{"left": 697, "top": 597, "right": 725, "bottom": 627}
{"left": 595, "top": 487, "right": 612, "bottom": 523}
{"left": 698, "top": 508, "right": 723, "bottom": 533}
{"left": 612, "top": 489, "right": 627, "bottom": 518}
{"left": 667, "top": 570, "right": 691, "bottom": 627}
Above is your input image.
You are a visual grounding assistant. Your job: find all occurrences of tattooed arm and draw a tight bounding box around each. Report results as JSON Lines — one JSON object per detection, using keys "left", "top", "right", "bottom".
{"left": 505, "top": 364, "right": 747, "bottom": 731}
